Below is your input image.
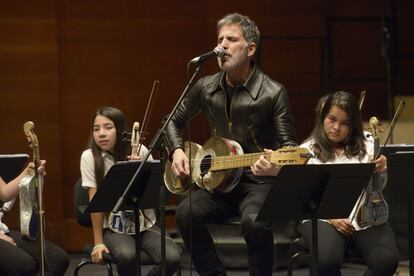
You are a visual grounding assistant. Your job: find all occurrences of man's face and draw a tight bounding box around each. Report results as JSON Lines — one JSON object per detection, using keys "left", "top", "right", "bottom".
{"left": 217, "top": 23, "right": 255, "bottom": 71}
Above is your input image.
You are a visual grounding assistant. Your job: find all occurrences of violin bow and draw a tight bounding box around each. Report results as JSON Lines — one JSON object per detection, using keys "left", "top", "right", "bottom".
{"left": 137, "top": 80, "right": 160, "bottom": 156}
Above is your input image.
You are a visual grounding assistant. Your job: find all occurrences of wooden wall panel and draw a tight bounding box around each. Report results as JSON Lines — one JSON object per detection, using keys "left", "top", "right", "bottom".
{"left": 330, "top": 20, "right": 386, "bottom": 81}
{"left": 260, "top": 38, "right": 323, "bottom": 92}
{"left": 0, "top": 0, "right": 412, "bottom": 252}
{"left": 396, "top": 0, "right": 414, "bottom": 95}
{"left": 328, "top": 19, "right": 390, "bottom": 119}
{"left": 396, "top": 0, "right": 414, "bottom": 56}
{"left": 0, "top": 1, "right": 64, "bottom": 244}
{"left": 259, "top": 37, "right": 323, "bottom": 141}
{"left": 396, "top": 59, "right": 414, "bottom": 94}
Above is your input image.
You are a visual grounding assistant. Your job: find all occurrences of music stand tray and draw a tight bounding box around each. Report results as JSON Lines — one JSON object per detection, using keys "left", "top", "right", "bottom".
{"left": 388, "top": 152, "right": 414, "bottom": 202}
{"left": 84, "top": 160, "right": 161, "bottom": 276}
{"left": 0, "top": 154, "right": 29, "bottom": 183}
{"left": 256, "top": 163, "right": 374, "bottom": 275}
{"left": 84, "top": 160, "right": 161, "bottom": 214}
{"left": 388, "top": 151, "right": 414, "bottom": 276}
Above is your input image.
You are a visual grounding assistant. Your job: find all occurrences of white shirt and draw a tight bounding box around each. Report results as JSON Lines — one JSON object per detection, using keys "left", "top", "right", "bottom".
{"left": 80, "top": 146, "right": 156, "bottom": 232}
{"left": 301, "top": 132, "right": 377, "bottom": 231}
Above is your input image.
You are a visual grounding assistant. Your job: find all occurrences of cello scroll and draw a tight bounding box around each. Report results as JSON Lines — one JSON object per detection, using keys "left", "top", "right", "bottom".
{"left": 19, "top": 121, "right": 46, "bottom": 276}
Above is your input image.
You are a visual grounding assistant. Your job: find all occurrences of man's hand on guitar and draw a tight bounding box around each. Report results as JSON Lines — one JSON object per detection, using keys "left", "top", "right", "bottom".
{"left": 172, "top": 148, "right": 190, "bottom": 177}
{"left": 251, "top": 149, "right": 281, "bottom": 176}
{"left": 328, "top": 219, "right": 355, "bottom": 236}
{"left": 373, "top": 154, "right": 387, "bottom": 173}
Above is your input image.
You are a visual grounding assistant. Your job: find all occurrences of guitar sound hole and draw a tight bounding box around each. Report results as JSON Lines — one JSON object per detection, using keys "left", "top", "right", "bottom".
{"left": 200, "top": 154, "right": 212, "bottom": 176}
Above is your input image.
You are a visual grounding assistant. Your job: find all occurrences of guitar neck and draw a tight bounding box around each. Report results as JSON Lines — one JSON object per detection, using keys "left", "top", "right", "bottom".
{"left": 210, "top": 152, "right": 270, "bottom": 171}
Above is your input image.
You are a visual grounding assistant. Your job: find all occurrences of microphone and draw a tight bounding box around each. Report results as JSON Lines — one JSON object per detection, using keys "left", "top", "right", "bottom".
{"left": 190, "top": 46, "right": 225, "bottom": 64}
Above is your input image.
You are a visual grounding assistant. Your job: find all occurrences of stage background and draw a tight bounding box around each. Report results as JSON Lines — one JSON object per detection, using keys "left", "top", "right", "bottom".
{"left": 0, "top": 0, "right": 413, "bottom": 254}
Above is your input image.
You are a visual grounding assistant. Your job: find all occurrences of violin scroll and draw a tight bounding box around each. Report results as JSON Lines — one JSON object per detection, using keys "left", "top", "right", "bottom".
{"left": 130, "top": 122, "right": 140, "bottom": 157}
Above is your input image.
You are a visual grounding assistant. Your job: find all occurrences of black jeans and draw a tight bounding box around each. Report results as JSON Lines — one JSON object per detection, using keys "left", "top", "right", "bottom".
{"left": 104, "top": 225, "right": 182, "bottom": 276}
{"left": 176, "top": 179, "right": 273, "bottom": 276}
{"left": 0, "top": 230, "right": 69, "bottom": 276}
{"left": 299, "top": 220, "right": 399, "bottom": 276}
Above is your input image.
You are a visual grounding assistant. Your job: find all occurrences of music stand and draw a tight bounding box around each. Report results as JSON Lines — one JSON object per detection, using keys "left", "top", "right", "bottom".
{"left": 380, "top": 144, "right": 414, "bottom": 158}
{"left": 85, "top": 160, "right": 161, "bottom": 276}
{"left": 388, "top": 151, "right": 414, "bottom": 276}
{"left": 0, "top": 154, "right": 29, "bottom": 182}
{"left": 256, "top": 163, "right": 374, "bottom": 276}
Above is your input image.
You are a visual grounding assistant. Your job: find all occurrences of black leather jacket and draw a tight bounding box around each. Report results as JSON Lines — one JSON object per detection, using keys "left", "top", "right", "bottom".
{"left": 165, "top": 65, "right": 297, "bottom": 156}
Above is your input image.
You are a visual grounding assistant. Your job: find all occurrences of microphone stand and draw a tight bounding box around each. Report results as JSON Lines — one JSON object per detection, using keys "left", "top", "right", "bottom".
{"left": 112, "top": 63, "right": 203, "bottom": 276}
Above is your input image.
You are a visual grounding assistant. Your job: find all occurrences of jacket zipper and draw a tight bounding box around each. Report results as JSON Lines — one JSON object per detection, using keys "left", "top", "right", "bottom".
{"left": 249, "top": 128, "right": 263, "bottom": 152}
{"left": 224, "top": 88, "right": 236, "bottom": 133}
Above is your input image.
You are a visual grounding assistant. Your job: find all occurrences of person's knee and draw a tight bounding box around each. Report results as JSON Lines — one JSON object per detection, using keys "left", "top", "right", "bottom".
{"left": 241, "top": 216, "right": 270, "bottom": 237}
{"left": 114, "top": 247, "right": 136, "bottom": 268}
{"left": 11, "top": 256, "right": 37, "bottom": 276}
{"left": 368, "top": 251, "right": 399, "bottom": 275}
{"left": 176, "top": 200, "right": 203, "bottom": 229}
{"left": 165, "top": 248, "right": 182, "bottom": 269}
{"left": 318, "top": 258, "right": 341, "bottom": 274}
{"left": 316, "top": 248, "right": 342, "bottom": 275}
{"left": 48, "top": 247, "right": 70, "bottom": 275}
{"left": 175, "top": 202, "right": 191, "bottom": 229}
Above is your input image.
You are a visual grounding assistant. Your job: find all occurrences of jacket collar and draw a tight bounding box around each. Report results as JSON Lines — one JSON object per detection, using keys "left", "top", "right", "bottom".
{"left": 206, "top": 63, "right": 263, "bottom": 99}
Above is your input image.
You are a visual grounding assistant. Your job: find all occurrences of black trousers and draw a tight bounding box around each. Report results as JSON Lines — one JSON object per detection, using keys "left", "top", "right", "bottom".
{"left": 176, "top": 179, "right": 273, "bottom": 276}
{"left": 299, "top": 220, "right": 399, "bottom": 276}
{"left": 0, "top": 230, "right": 69, "bottom": 276}
{"left": 104, "top": 225, "right": 182, "bottom": 276}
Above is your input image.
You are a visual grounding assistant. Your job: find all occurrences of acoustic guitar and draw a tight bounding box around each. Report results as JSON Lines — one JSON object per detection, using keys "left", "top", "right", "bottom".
{"left": 164, "top": 136, "right": 311, "bottom": 194}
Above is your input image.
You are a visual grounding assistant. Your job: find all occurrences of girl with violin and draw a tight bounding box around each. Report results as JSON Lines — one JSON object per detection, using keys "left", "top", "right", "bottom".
{"left": 80, "top": 106, "right": 181, "bottom": 276}
{"left": 0, "top": 161, "right": 69, "bottom": 276}
{"left": 298, "top": 91, "right": 399, "bottom": 275}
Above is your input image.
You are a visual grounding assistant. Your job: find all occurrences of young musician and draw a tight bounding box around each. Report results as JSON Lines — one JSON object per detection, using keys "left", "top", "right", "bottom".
{"left": 295, "top": 92, "right": 399, "bottom": 275}
{"left": 80, "top": 106, "right": 181, "bottom": 276}
{"left": 0, "top": 162, "right": 69, "bottom": 276}
{"left": 164, "top": 13, "right": 297, "bottom": 276}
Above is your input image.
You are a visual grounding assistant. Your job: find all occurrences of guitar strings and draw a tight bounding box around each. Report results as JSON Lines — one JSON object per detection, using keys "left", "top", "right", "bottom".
{"left": 190, "top": 152, "right": 299, "bottom": 171}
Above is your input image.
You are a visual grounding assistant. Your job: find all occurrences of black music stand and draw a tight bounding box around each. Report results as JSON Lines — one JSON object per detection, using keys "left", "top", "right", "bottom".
{"left": 388, "top": 151, "right": 414, "bottom": 276}
{"left": 256, "top": 163, "right": 374, "bottom": 276}
{"left": 84, "top": 160, "right": 161, "bottom": 276}
{"left": 0, "top": 154, "right": 29, "bottom": 182}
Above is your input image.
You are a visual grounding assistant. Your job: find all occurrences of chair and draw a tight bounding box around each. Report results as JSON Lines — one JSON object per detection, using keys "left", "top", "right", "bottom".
{"left": 209, "top": 217, "right": 297, "bottom": 270}
{"left": 287, "top": 237, "right": 365, "bottom": 276}
{"left": 72, "top": 178, "right": 158, "bottom": 276}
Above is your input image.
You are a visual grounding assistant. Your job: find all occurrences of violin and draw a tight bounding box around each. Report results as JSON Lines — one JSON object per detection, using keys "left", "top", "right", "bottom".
{"left": 130, "top": 122, "right": 141, "bottom": 157}
{"left": 357, "top": 101, "right": 406, "bottom": 227}
{"left": 109, "top": 121, "right": 142, "bottom": 235}
{"left": 19, "top": 121, "right": 46, "bottom": 275}
{"left": 357, "top": 117, "right": 388, "bottom": 227}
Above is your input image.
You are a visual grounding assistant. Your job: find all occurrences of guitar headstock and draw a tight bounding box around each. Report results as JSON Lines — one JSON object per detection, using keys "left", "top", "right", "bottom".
{"left": 270, "top": 147, "right": 311, "bottom": 165}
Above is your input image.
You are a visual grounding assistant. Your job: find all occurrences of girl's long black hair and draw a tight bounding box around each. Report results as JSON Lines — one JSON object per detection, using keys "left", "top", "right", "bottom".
{"left": 87, "top": 106, "right": 129, "bottom": 187}
{"left": 309, "top": 91, "right": 366, "bottom": 162}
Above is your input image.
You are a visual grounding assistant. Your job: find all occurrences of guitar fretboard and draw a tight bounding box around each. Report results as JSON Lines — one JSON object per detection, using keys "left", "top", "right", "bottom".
{"left": 210, "top": 152, "right": 272, "bottom": 171}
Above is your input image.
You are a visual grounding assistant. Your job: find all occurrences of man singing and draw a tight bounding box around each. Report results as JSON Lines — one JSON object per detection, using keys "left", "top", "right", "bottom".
{"left": 164, "top": 13, "right": 297, "bottom": 276}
